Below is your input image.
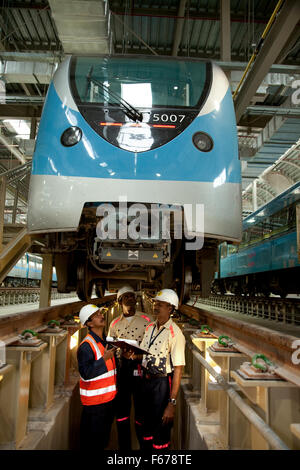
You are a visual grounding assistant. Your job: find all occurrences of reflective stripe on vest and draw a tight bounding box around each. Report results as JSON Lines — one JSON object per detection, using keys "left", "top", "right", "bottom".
{"left": 79, "top": 334, "right": 117, "bottom": 406}
{"left": 80, "top": 368, "right": 117, "bottom": 382}
{"left": 80, "top": 385, "right": 117, "bottom": 397}
{"left": 111, "top": 317, "right": 121, "bottom": 328}
{"left": 146, "top": 322, "right": 154, "bottom": 332}
{"left": 140, "top": 314, "right": 151, "bottom": 322}
{"left": 84, "top": 334, "right": 102, "bottom": 360}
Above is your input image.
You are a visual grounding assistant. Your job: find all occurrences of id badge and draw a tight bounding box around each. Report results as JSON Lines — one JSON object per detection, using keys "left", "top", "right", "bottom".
{"left": 142, "top": 358, "right": 148, "bottom": 368}
{"left": 133, "top": 370, "right": 143, "bottom": 377}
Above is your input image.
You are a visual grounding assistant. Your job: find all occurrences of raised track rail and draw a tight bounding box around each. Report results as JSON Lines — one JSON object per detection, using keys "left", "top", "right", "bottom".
{"left": 0, "top": 294, "right": 299, "bottom": 450}
{"left": 178, "top": 301, "right": 300, "bottom": 387}
{"left": 190, "top": 294, "right": 300, "bottom": 326}
{"left": 0, "top": 287, "right": 76, "bottom": 307}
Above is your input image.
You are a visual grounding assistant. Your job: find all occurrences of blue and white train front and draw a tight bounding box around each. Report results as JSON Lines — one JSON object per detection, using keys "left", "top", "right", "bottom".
{"left": 27, "top": 55, "right": 242, "bottom": 299}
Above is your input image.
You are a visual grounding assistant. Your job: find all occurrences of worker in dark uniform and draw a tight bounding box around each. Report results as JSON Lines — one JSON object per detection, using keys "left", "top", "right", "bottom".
{"left": 138, "top": 289, "right": 185, "bottom": 451}
{"left": 108, "top": 285, "right": 153, "bottom": 451}
{"left": 77, "top": 304, "right": 117, "bottom": 450}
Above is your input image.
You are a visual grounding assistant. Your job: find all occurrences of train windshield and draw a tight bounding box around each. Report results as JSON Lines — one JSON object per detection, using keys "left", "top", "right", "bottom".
{"left": 71, "top": 56, "right": 209, "bottom": 108}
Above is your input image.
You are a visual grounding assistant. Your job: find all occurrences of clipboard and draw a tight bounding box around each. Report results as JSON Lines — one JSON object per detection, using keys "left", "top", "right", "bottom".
{"left": 106, "top": 337, "right": 149, "bottom": 355}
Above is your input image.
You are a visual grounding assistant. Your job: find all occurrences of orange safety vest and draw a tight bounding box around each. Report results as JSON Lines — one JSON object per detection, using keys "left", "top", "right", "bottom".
{"left": 79, "top": 334, "right": 117, "bottom": 406}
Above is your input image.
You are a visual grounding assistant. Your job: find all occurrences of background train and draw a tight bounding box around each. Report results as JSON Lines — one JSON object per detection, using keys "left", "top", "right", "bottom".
{"left": 27, "top": 54, "right": 242, "bottom": 302}
{"left": 2, "top": 254, "right": 57, "bottom": 288}
{"left": 212, "top": 182, "right": 300, "bottom": 298}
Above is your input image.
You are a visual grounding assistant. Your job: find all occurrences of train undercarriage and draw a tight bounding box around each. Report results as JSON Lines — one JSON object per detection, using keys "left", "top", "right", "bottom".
{"left": 29, "top": 204, "right": 219, "bottom": 303}
{"left": 212, "top": 266, "right": 300, "bottom": 298}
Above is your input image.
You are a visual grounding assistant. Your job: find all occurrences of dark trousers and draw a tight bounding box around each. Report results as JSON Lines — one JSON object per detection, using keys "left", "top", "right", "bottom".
{"left": 80, "top": 399, "right": 115, "bottom": 450}
{"left": 140, "top": 375, "right": 173, "bottom": 451}
{"left": 116, "top": 358, "right": 144, "bottom": 450}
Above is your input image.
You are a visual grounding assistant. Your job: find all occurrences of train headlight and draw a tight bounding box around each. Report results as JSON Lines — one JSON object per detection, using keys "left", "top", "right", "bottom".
{"left": 192, "top": 132, "right": 213, "bottom": 152}
{"left": 61, "top": 126, "right": 82, "bottom": 147}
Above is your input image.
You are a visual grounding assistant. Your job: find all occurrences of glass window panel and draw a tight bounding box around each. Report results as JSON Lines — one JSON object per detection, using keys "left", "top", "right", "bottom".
{"left": 72, "top": 56, "right": 208, "bottom": 108}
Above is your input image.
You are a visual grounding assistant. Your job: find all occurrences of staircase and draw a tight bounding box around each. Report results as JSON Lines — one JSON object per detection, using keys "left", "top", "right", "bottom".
{"left": 0, "top": 163, "right": 32, "bottom": 284}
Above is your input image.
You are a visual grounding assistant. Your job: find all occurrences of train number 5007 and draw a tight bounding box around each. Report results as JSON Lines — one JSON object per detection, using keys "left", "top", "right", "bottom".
{"left": 152, "top": 113, "right": 185, "bottom": 123}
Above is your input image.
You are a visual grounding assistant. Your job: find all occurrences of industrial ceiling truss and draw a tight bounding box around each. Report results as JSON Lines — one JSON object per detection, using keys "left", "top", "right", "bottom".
{"left": 0, "top": 0, "right": 299, "bottom": 216}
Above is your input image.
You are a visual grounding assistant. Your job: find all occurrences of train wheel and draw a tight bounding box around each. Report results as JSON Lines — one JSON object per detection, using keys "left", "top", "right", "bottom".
{"left": 77, "top": 262, "right": 93, "bottom": 301}
{"left": 211, "top": 280, "right": 218, "bottom": 295}
{"left": 279, "top": 290, "right": 287, "bottom": 299}
{"left": 95, "top": 283, "right": 104, "bottom": 298}
{"left": 161, "top": 263, "right": 174, "bottom": 289}
{"left": 261, "top": 289, "right": 271, "bottom": 298}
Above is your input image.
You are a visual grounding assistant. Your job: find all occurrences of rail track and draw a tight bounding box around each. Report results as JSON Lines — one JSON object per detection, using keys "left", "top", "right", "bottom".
{"left": 178, "top": 303, "right": 300, "bottom": 387}
{"left": 0, "top": 294, "right": 117, "bottom": 343}
{"left": 188, "top": 293, "right": 300, "bottom": 326}
{"left": 0, "top": 294, "right": 299, "bottom": 450}
{"left": 0, "top": 287, "right": 76, "bottom": 307}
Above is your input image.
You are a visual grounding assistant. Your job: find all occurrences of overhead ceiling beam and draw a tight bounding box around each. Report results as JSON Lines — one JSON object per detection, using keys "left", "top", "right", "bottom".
{"left": 20, "top": 83, "right": 31, "bottom": 97}
{"left": 49, "top": 0, "right": 110, "bottom": 54}
{"left": 234, "top": 0, "right": 300, "bottom": 123}
{"left": 0, "top": 104, "right": 42, "bottom": 119}
{"left": 112, "top": 12, "right": 158, "bottom": 55}
{"left": 276, "top": 25, "right": 300, "bottom": 63}
{"left": 172, "top": 0, "right": 187, "bottom": 56}
{"left": 242, "top": 140, "right": 300, "bottom": 197}
{"left": 0, "top": 133, "right": 26, "bottom": 164}
{"left": 109, "top": 7, "right": 277, "bottom": 25}
{"left": 1, "top": 3, "right": 50, "bottom": 10}
{"left": 217, "top": 61, "right": 300, "bottom": 74}
{"left": 246, "top": 106, "right": 300, "bottom": 117}
{"left": 0, "top": 51, "right": 62, "bottom": 63}
{"left": 0, "top": 59, "right": 56, "bottom": 84}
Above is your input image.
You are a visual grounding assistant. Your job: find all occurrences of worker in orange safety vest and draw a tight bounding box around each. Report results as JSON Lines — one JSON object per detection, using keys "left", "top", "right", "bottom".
{"left": 77, "top": 304, "right": 117, "bottom": 449}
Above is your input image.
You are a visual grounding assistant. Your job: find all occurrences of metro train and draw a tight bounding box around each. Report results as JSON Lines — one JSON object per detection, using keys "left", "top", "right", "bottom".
{"left": 212, "top": 182, "right": 300, "bottom": 297}
{"left": 3, "top": 253, "right": 57, "bottom": 288}
{"left": 27, "top": 54, "right": 242, "bottom": 301}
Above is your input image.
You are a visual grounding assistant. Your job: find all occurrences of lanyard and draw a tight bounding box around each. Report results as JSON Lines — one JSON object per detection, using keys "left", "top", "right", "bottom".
{"left": 148, "top": 324, "right": 165, "bottom": 349}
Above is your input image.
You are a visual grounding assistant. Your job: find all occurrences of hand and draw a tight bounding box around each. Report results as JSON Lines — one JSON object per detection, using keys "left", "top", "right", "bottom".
{"left": 122, "top": 348, "right": 136, "bottom": 360}
{"left": 162, "top": 402, "right": 175, "bottom": 425}
{"left": 103, "top": 345, "right": 116, "bottom": 362}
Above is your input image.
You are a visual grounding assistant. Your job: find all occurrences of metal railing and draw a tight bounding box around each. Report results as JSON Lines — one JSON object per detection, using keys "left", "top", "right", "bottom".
{"left": 0, "top": 288, "right": 76, "bottom": 307}
{"left": 191, "top": 295, "right": 300, "bottom": 326}
{"left": 190, "top": 344, "right": 289, "bottom": 450}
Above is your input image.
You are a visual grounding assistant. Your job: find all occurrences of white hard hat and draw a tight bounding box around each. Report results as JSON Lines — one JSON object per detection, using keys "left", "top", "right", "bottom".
{"left": 79, "top": 304, "right": 101, "bottom": 325}
{"left": 117, "top": 285, "right": 136, "bottom": 301}
{"left": 153, "top": 289, "right": 179, "bottom": 309}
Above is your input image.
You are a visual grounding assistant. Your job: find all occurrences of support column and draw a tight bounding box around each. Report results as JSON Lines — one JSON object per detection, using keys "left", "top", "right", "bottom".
{"left": 5, "top": 344, "right": 47, "bottom": 447}
{"left": 172, "top": 0, "right": 187, "bottom": 56}
{"left": 220, "top": 0, "right": 231, "bottom": 63}
{"left": 31, "top": 331, "right": 67, "bottom": 410}
{"left": 0, "top": 176, "right": 6, "bottom": 251}
{"left": 252, "top": 180, "right": 258, "bottom": 212}
{"left": 30, "top": 117, "right": 37, "bottom": 140}
{"left": 296, "top": 204, "right": 300, "bottom": 263}
{"left": 39, "top": 254, "right": 53, "bottom": 308}
{"left": 12, "top": 186, "right": 19, "bottom": 224}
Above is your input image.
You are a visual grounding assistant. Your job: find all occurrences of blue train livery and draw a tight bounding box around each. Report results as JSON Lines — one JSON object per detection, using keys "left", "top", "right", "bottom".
{"left": 213, "top": 182, "right": 300, "bottom": 297}
{"left": 3, "top": 254, "right": 57, "bottom": 288}
{"left": 27, "top": 55, "right": 241, "bottom": 301}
